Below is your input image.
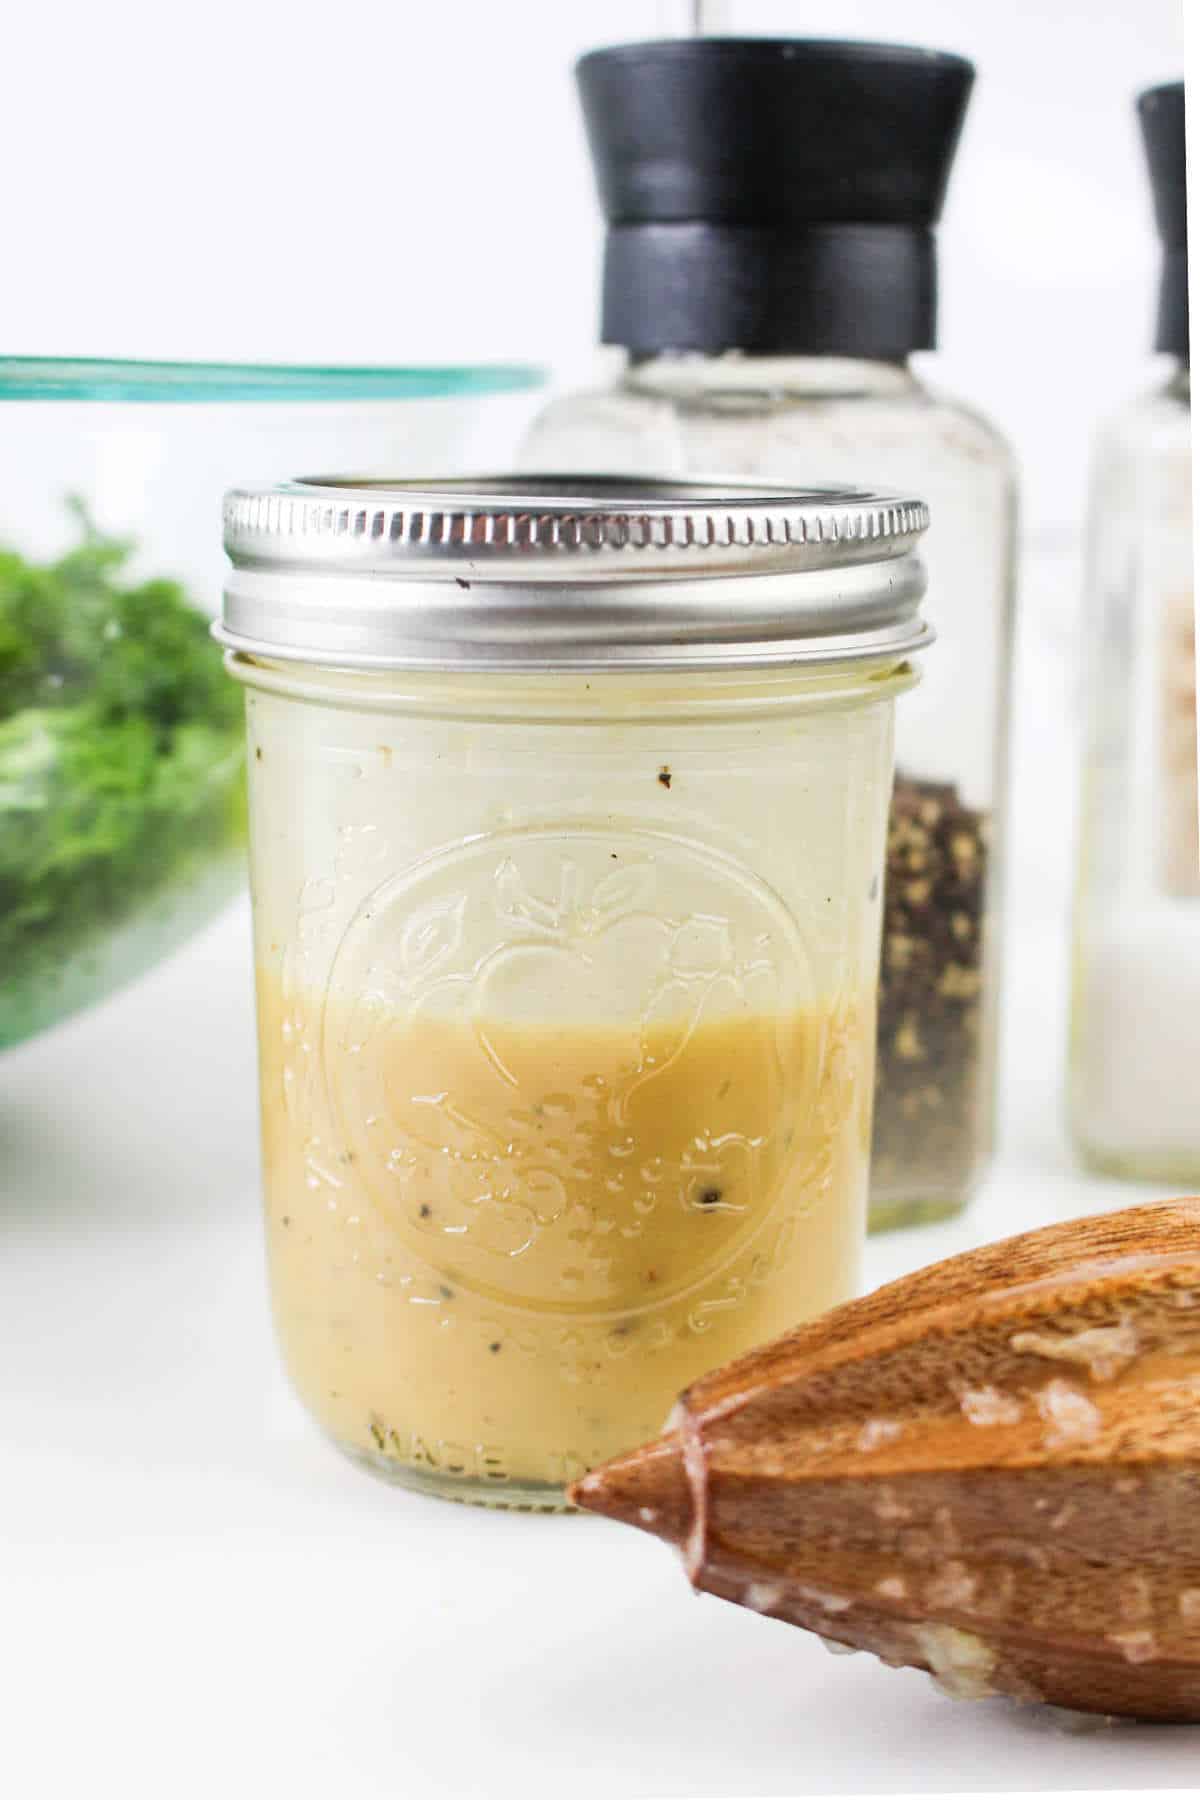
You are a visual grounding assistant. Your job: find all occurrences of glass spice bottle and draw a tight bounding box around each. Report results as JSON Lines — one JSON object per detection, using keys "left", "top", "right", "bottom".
{"left": 521, "top": 38, "right": 1018, "bottom": 1231}
{"left": 1069, "top": 82, "right": 1197, "bottom": 1178}
{"left": 218, "top": 475, "right": 931, "bottom": 1507}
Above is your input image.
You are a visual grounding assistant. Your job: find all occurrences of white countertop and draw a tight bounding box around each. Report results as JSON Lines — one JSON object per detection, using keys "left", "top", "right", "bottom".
{"left": 4, "top": 895, "right": 1198, "bottom": 1800}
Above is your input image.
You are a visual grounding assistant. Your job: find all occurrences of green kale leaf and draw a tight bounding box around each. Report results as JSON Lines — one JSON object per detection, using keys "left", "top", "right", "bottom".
{"left": 0, "top": 507, "right": 245, "bottom": 1039}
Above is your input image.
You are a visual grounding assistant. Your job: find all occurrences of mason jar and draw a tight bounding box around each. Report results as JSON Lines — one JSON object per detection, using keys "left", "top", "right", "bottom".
{"left": 218, "top": 477, "right": 930, "bottom": 1508}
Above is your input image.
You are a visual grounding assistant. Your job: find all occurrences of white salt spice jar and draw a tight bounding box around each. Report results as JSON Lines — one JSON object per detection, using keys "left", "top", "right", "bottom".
{"left": 1068, "top": 82, "right": 1198, "bottom": 1178}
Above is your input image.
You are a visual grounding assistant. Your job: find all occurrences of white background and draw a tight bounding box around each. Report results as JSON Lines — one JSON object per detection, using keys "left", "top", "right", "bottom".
{"left": 0, "top": 0, "right": 1183, "bottom": 535}
{"left": 2, "top": 3, "right": 1196, "bottom": 1797}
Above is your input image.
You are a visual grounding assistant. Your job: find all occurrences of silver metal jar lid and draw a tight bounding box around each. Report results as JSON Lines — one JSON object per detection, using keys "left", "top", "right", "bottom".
{"left": 218, "top": 475, "right": 931, "bottom": 673}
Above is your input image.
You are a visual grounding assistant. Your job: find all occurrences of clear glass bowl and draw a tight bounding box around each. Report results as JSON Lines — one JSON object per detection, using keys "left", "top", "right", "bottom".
{"left": 0, "top": 358, "right": 543, "bottom": 1050}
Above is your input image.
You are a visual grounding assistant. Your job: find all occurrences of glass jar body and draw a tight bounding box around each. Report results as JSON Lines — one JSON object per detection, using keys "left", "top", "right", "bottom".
{"left": 236, "top": 658, "right": 904, "bottom": 1507}
{"left": 523, "top": 356, "right": 1017, "bottom": 1229}
{"left": 1069, "top": 367, "right": 1196, "bottom": 1177}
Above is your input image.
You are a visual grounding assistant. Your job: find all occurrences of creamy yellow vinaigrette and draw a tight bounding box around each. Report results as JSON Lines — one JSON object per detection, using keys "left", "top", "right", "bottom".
{"left": 257, "top": 970, "right": 872, "bottom": 1504}
{"left": 222, "top": 478, "right": 921, "bottom": 1506}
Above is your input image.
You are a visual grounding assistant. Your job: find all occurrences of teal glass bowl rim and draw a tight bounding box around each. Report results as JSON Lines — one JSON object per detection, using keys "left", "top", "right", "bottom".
{"left": 0, "top": 357, "right": 546, "bottom": 403}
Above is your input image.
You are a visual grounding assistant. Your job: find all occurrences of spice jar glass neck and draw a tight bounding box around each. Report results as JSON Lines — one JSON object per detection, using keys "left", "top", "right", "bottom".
{"left": 624, "top": 352, "right": 918, "bottom": 403}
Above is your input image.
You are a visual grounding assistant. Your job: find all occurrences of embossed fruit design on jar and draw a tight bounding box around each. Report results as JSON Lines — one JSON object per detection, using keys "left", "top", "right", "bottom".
{"left": 219, "top": 477, "right": 931, "bottom": 1506}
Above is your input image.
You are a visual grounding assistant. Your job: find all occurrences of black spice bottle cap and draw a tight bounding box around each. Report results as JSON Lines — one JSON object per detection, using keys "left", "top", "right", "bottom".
{"left": 576, "top": 38, "right": 975, "bottom": 359}
{"left": 1138, "top": 81, "right": 1188, "bottom": 361}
